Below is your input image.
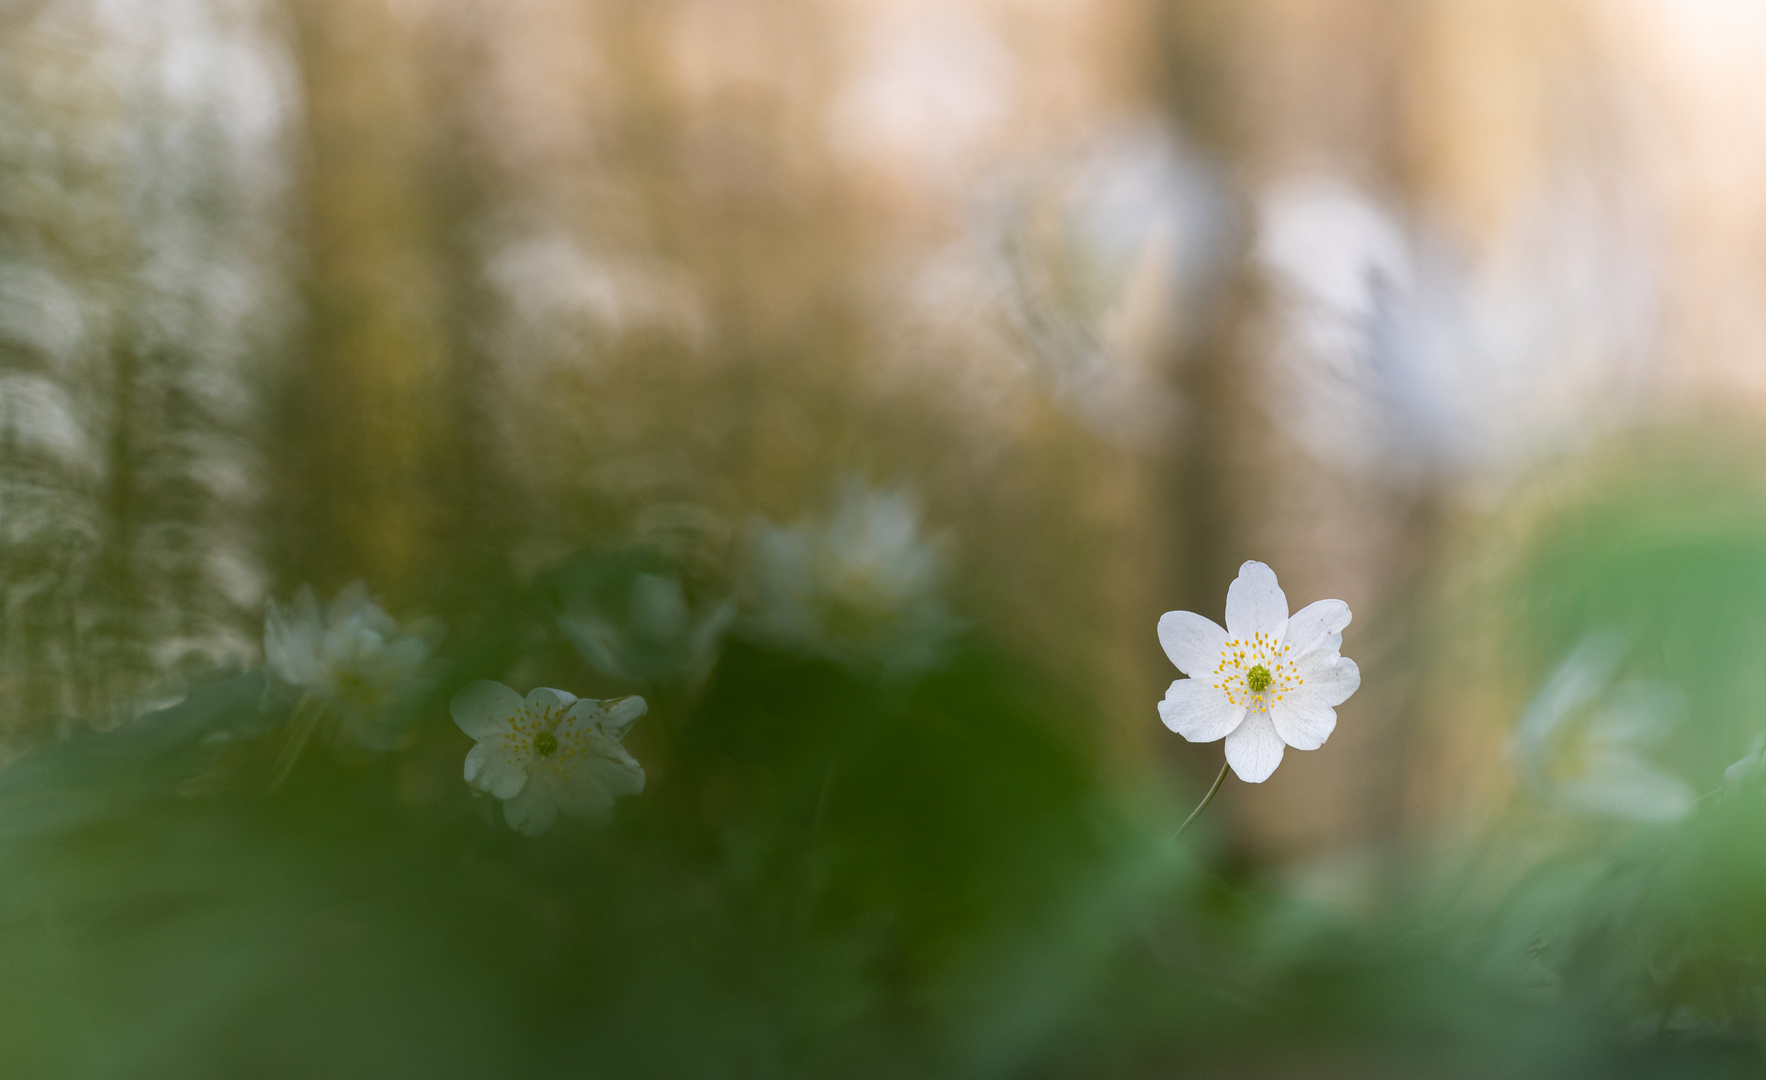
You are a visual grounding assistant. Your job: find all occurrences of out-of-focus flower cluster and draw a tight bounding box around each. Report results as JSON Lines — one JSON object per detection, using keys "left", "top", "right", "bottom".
{"left": 238, "top": 481, "right": 962, "bottom": 834}
{"left": 736, "top": 483, "right": 958, "bottom": 674}
{"left": 264, "top": 582, "right": 437, "bottom": 751}
{"left": 1510, "top": 632, "right": 1695, "bottom": 824}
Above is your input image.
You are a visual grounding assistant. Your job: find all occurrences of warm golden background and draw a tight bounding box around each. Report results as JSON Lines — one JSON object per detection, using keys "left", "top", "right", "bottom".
{"left": 6, "top": 0, "right": 1766, "bottom": 871}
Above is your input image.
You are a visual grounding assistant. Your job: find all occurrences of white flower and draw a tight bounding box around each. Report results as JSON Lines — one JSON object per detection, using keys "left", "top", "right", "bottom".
{"left": 450, "top": 681, "right": 647, "bottom": 835}
{"left": 1157, "top": 561, "right": 1361, "bottom": 783}
{"left": 1511, "top": 632, "right": 1694, "bottom": 823}
{"left": 559, "top": 573, "right": 734, "bottom": 688}
{"left": 738, "top": 483, "right": 957, "bottom": 672}
{"left": 264, "top": 582, "right": 432, "bottom": 749}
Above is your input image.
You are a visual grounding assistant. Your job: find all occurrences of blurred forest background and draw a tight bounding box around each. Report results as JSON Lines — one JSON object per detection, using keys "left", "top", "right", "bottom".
{"left": 10, "top": 0, "right": 1766, "bottom": 859}
{"left": 11, "top": 3, "right": 1766, "bottom": 1070}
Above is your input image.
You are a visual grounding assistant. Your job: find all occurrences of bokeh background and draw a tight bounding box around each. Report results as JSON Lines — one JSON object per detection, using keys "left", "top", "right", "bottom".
{"left": 8, "top": 0, "right": 1766, "bottom": 1075}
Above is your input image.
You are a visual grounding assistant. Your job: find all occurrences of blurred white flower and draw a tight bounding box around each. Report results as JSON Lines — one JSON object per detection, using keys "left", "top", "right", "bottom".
{"left": 263, "top": 582, "right": 432, "bottom": 750}
{"left": 559, "top": 573, "right": 734, "bottom": 689}
{"left": 1511, "top": 633, "right": 1695, "bottom": 823}
{"left": 1722, "top": 734, "right": 1766, "bottom": 791}
{"left": 737, "top": 484, "right": 957, "bottom": 673}
{"left": 1256, "top": 174, "right": 1657, "bottom": 479}
{"left": 1723, "top": 743, "right": 1763, "bottom": 791}
{"left": 450, "top": 681, "right": 646, "bottom": 836}
{"left": 1157, "top": 561, "right": 1361, "bottom": 783}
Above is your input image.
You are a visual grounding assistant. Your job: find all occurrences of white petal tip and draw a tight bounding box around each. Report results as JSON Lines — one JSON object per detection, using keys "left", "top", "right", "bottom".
{"left": 1228, "top": 759, "right": 1280, "bottom": 783}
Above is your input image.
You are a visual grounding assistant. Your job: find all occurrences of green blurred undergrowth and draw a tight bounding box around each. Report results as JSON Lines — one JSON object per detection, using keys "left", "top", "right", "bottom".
{"left": 0, "top": 540, "right": 1608, "bottom": 1080}
{"left": 16, "top": 434, "right": 1766, "bottom": 1076}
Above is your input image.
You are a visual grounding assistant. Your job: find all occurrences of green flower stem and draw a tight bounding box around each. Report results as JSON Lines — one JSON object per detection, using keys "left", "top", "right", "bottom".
{"left": 269, "top": 692, "right": 326, "bottom": 791}
{"left": 1175, "top": 761, "right": 1230, "bottom": 839}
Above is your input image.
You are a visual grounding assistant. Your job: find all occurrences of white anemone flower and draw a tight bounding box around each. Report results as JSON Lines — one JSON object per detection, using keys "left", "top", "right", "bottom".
{"left": 1157, "top": 561, "right": 1361, "bottom": 783}
{"left": 450, "top": 681, "right": 647, "bottom": 836}
{"left": 738, "top": 483, "right": 957, "bottom": 672}
{"left": 1511, "top": 633, "right": 1695, "bottom": 823}
{"left": 559, "top": 573, "right": 735, "bottom": 689}
{"left": 264, "top": 581, "right": 432, "bottom": 749}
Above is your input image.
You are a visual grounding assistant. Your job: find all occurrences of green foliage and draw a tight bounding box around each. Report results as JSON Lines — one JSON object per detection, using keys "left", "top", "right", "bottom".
{"left": 0, "top": 543, "right": 1634, "bottom": 1078}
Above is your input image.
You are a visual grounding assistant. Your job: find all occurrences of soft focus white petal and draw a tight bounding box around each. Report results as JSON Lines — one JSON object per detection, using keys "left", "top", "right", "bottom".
{"left": 737, "top": 482, "right": 954, "bottom": 672}
{"left": 1283, "top": 599, "right": 1351, "bottom": 657}
{"left": 327, "top": 581, "right": 397, "bottom": 638}
{"left": 1725, "top": 734, "right": 1766, "bottom": 790}
{"left": 1269, "top": 695, "right": 1336, "bottom": 751}
{"left": 690, "top": 599, "right": 737, "bottom": 662}
{"left": 559, "top": 613, "right": 625, "bottom": 677}
{"left": 631, "top": 574, "right": 691, "bottom": 643}
{"left": 464, "top": 740, "right": 527, "bottom": 799}
{"left": 263, "top": 600, "right": 295, "bottom": 679}
{"left": 451, "top": 680, "right": 523, "bottom": 739}
{"left": 1157, "top": 611, "right": 1227, "bottom": 677}
{"left": 328, "top": 580, "right": 369, "bottom": 621}
{"left": 560, "top": 695, "right": 649, "bottom": 741}
{"left": 1512, "top": 632, "right": 1626, "bottom": 765}
{"left": 552, "top": 772, "right": 616, "bottom": 827}
{"left": 1556, "top": 751, "right": 1695, "bottom": 823}
{"left": 264, "top": 595, "right": 322, "bottom": 686}
{"left": 1158, "top": 679, "right": 1244, "bottom": 743}
{"left": 1225, "top": 561, "right": 1288, "bottom": 640}
{"left": 1224, "top": 710, "right": 1286, "bottom": 783}
{"left": 587, "top": 736, "right": 646, "bottom": 796}
{"left": 600, "top": 696, "right": 648, "bottom": 739}
{"left": 1589, "top": 681, "right": 1683, "bottom": 746}
{"left": 502, "top": 782, "right": 559, "bottom": 836}
{"left": 524, "top": 686, "right": 578, "bottom": 714}
{"left": 291, "top": 585, "right": 322, "bottom": 629}
{"left": 1724, "top": 755, "right": 1759, "bottom": 790}
{"left": 559, "top": 697, "right": 608, "bottom": 734}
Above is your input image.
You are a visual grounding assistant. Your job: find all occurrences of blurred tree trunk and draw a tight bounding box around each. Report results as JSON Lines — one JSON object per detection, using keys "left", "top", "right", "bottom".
{"left": 1151, "top": 0, "right": 1262, "bottom": 792}
{"left": 276, "top": 0, "right": 454, "bottom": 605}
{"left": 1154, "top": 0, "right": 1431, "bottom": 862}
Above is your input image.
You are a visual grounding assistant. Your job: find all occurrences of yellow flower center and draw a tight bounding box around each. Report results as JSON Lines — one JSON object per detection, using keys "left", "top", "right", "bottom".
{"left": 533, "top": 730, "right": 558, "bottom": 757}
{"left": 1211, "top": 631, "right": 1305, "bottom": 708}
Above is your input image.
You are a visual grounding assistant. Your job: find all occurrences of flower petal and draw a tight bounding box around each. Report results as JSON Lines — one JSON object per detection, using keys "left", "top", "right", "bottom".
{"left": 1157, "top": 611, "right": 1228, "bottom": 677}
{"left": 1283, "top": 599, "right": 1351, "bottom": 657}
{"left": 1269, "top": 694, "right": 1336, "bottom": 752}
{"left": 1292, "top": 653, "right": 1361, "bottom": 708}
{"left": 600, "top": 696, "right": 648, "bottom": 739}
{"left": 265, "top": 594, "right": 322, "bottom": 687}
{"left": 327, "top": 580, "right": 371, "bottom": 624}
{"left": 562, "top": 695, "right": 649, "bottom": 741}
{"left": 1556, "top": 750, "right": 1695, "bottom": 823}
{"left": 524, "top": 686, "right": 578, "bottom": 715}
{"left": 553, "top": 775, "right": 616, "bottom": 827}
{"left": 1159, "top": 679, "right": 1245, "bottom": 743}
{"left": 1724, "top": 749, "right": 1764, "bottom": 790}
{"left": 548, "top": 739, "right": 645, "bottom": 828}
{"left": 559, "top": 698, "right": 606, "bottom": 733}
{"left": 502, "top": 782, "right": 559, "bottom": 836}
{"left": 1225, "top": 561, "right": 1288, "bottom": 641}
{"left": 1225, "top": 709, "right": 1286, "bottom": 783}
{"left": 451, "top": 680, "right": 524, "bottom": 739}
{"left": 586, "top": 737, "right": 646, "bottom": 796}
{"left": 464, "top": 740, "right": 527, "bottom": 799}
